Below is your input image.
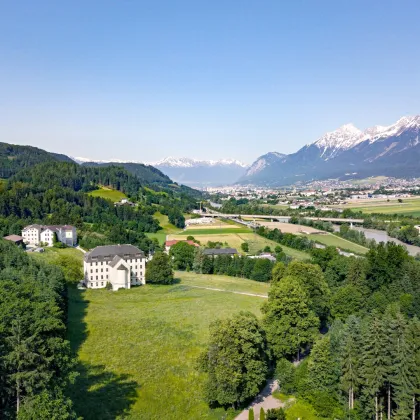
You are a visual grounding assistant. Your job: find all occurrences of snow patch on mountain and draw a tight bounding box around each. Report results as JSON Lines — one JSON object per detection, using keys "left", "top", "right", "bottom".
{"left": 153, "top": 157, "right": 248, "bottom": 168}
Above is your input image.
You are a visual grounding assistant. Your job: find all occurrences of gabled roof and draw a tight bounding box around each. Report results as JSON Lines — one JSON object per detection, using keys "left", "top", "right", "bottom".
{"left": 84, "top": 244, "right": 144, "bottom": 262}
{"left": 3, "top": 235, "right": 24, "bottom": 243}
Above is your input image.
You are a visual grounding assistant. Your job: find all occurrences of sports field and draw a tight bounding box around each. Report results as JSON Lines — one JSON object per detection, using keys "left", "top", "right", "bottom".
{"left": 89, "top": 186, "right": 127, "bottom": 202}
{"left": 67, "top": 276, "right": 264, "bottom": 419}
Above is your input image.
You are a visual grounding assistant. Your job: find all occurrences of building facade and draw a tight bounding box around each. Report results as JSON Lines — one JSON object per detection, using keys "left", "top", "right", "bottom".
{"left": 22, "top": 225, "right": 77, "bottom": 247}
{"left": 83, "top": 244, "right": 146, "bottom": 291}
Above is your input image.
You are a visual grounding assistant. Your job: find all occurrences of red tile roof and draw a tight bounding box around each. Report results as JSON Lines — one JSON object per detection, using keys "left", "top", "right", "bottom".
{"left": 165, "top": 240, "right": 199, "bottom": 247}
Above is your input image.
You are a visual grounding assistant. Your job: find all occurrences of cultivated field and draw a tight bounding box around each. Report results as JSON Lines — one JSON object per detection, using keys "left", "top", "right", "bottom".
{"left": 168, "top": 231, "right": 310, "bottom": 261}
{"left": 89, "top": 186, "right": 127, "bottom": 202}
{"left": 67, "top": 280, "right": 264, "bottom": 420}
{"left": 311, "top": 233, "right": 369, "bottom": 254}
{"left": 333, "top": 197, "right": 420, "bottom": 217}
{"left": 255, "top": 221, "right": 324, "bottom": 234}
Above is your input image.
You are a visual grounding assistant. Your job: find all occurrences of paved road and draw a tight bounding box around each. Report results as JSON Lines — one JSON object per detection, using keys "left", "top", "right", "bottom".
{"left": 185, "top": 285, "right": 267, "bottom": 298}
{"left": 75, "top": 246, "right": 86, "bottom": 254}
{"left": 235, "top": 379, "right": 283, "bottom": 420}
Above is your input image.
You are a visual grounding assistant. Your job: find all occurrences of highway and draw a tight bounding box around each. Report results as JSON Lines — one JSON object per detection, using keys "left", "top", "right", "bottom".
{"left": 197, "top": 211, "right": 364, "bottom": 224}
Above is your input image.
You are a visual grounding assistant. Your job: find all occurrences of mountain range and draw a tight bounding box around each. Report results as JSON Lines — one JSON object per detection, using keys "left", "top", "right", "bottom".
{"left": 240, "top": 115, "right": 420, "bottom": 186}
{"left": 75, "top": 156, "right": 248, "bottom": 187}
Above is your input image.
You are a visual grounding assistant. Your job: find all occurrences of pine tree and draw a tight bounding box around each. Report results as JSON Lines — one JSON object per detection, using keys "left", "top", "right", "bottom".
{"left": 388, "top": 310, "right": 416, "bottom": 419}
{"left": 260, "top": 407, "right": 266, "bottom": 420}
{"left": 248, "top": 408, "right": 254, "bottom": 420}
{"left": 362, "top": 313, "right": 387, "bottom": 420}
{"left": 341, "top": 316, "right": 362, "bottom": 410}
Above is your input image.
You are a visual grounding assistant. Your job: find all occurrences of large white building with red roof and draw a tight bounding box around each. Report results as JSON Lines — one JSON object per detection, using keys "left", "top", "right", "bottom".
{"left": 22, "top": 224, "right": 77, "bottom": 247}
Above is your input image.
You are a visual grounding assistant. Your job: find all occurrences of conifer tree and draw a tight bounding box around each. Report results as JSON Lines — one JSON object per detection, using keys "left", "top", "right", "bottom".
{"left": 362, "top": 313, "right": 387, "bottom": 420}
{"left": 341, "top": 316, "right": 362, "bottom": 410}
{"left": 388, "top": 310, "right": 416, "bottom": 419}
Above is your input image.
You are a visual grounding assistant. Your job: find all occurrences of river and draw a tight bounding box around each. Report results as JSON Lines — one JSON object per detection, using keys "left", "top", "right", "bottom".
{"left": 333, "top": 225, "right": 420, "bottom": 257}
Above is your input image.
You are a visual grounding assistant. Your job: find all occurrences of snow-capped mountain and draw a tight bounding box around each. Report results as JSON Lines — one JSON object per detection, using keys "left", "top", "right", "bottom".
{"left": 239, "top": 115, "right": 420, "bottom": 186}
{"left": 152, "top": 156, "right": 248, "bottom": 168}
{"left": 154, "top": 157, "right": 248, "bottom": 187}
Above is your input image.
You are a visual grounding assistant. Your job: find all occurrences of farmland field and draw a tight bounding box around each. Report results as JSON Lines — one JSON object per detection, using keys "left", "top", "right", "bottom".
{"left": 67, "top": 279, "right": 264, "bottom": 419}
{"left": 168, "top": 231, "right": 310, "bottom": 261}
{"left": 89, "top": 186, "right": 127, "bottom": 202}
{"left": 255, "top": 221, "right": 323, "bottom": 234}
{"left": 333, "top": 197, "right": 420, "bottom": 217}
{"left": 311, "top": 233, "right": 369, "bottom": 254}
{"left": 177, "top": 227, "right": 252, "bottom": 235}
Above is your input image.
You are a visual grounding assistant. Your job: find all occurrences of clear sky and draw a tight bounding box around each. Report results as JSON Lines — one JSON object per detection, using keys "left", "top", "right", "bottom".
{"left": 1, "top": 0, "right": 419, "bottom": 164}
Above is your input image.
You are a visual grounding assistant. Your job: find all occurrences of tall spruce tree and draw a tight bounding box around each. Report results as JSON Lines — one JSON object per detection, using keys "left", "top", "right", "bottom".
{"left": 362, "top": 313, "right": 387, "bottom": 420}
{"left": 341, "top": 316, "right": 362, "bottom": 410}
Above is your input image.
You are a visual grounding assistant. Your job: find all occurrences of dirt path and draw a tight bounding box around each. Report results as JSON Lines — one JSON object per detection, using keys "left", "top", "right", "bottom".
{"left": 185, "top": 285, "right": 268, "bottom": 298}
{"left": 234, "top": 379, "right": 283, "bottom": 420}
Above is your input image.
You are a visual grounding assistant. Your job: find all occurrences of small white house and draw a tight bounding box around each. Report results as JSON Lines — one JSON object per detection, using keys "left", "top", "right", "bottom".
{"left": 22, "top": 224, "right": 77, "bottom": 247}
{"left": 83, "top": 244, "right": 146, "bottom": 291}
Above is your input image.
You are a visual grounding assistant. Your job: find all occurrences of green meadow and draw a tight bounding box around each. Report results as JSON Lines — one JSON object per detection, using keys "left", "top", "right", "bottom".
{"left": 89, "top": 186, "right": 128, "bottom": 202}
{"left": 67, "top": 276, "right": 264, "bottom": 419}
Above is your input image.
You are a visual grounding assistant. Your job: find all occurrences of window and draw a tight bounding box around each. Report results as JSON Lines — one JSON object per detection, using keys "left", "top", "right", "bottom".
{"left": 96, "top": 282, "right": 98, "bottom": 287}
{"left": 106, "top": 275, "right": 108, "bottom": 279}
{"left": 101, "top": 268, "right": 103, "bottom": 272}
{"left": 101, "top": 282, "right": 104, "bottom": 286}
{"left": 90, "top": 283, "right": 93, "bottom": 287}
{"left": 96, "top": 276, "right": 98, "bottom": 280}
{"left": 90, "top": 269, "right": 93, "bottom": 273}
{"left": 96, "top": 269, "right": 98, "bottom": 273}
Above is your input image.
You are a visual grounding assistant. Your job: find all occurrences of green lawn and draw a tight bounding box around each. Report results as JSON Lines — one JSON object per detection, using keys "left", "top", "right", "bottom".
{"left": 67, "top": 281, "right": 264, "bottom": 419}
{"left": 146, "top": 212, "right": 183, "bottom": 244}
{"left": 176, "top": 271, "right": 269, "bottom": 296}
{"left": 29, "top": 247, "right": 84, "bottom": 263}
{"left": 310, "top": 233, "right": 368, "bottom": 254}
{"left": 89, "top": 187, "right": 127, "bottom": 202}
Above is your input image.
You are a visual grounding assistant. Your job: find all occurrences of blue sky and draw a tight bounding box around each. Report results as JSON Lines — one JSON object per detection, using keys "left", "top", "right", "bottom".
{"left": 1, "top": 0, "right": 419, "bottom": 163}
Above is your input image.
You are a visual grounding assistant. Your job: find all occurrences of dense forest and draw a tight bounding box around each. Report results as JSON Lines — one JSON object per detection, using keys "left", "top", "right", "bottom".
{"left": 0, "top": 160, "right": 198, "bottom": 252}
{"left": 0, "top": 142, "right": 73, "bottom": 178}
{"left": 0, "top": 240, "right": 77, "bottom": 419}
{"left": 198, "top": 239, "right": 420, "bottom": 419}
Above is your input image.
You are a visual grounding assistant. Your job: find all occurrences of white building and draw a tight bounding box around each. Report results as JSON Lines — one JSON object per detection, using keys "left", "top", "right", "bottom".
{"left": 83, "top": 244, "right": 146, "bottom": 291}
{"left": 22, "top": 224, "right": 77, "bottom": 247}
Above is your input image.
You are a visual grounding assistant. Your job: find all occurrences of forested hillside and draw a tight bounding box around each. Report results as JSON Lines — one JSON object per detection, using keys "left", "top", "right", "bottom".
{"left": 82, "top": 161, "right": 201, "bottom": 197}
{"left": 0, "top": 161, "right": 198, "bottom": 252}
{"left": 0, "top": 142, "right": 74, "bottom": 178}
{"left": 0, "top": 240, "right": 77, "bottom": 418}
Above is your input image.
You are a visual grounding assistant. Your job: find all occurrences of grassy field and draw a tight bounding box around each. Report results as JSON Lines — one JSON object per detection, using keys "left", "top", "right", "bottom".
{"left": 89, "top": 187, "right": 127, "bottom": 202}
{"left": 145, "top": 212, "right": 183, "bottom": 244}
{"left": 67, "top": 280, "right": 264, "bottom": 419}
{"left": 176, "top": 271, "right": 269, "bottom": 296}
{"left": 311, "top": 233, "right": 369, "bottom": 254}
{"left": 333, "top": 197, "right": 420, "bottom": 217}
{"left": 29, "top": 247, "right": 84, "bottom": 263}
{"left": 168, "top": 231, "right": 310, "bottom": 261}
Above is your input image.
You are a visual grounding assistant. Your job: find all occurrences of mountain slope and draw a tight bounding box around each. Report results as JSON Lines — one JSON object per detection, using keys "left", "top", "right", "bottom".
{"left": 240, "top": 115, "right": 420, "bottom": 186}
{"left": 153, "top": 157, "right": 248, "bottom": 187}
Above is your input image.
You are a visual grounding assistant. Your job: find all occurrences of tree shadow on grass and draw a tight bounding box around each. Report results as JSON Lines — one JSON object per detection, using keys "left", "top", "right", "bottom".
{"left": 69, "top": 362, "right": 139, "bottom": 420}
{"left": 66, "top": 286, "right": 139, "bottom": 419}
